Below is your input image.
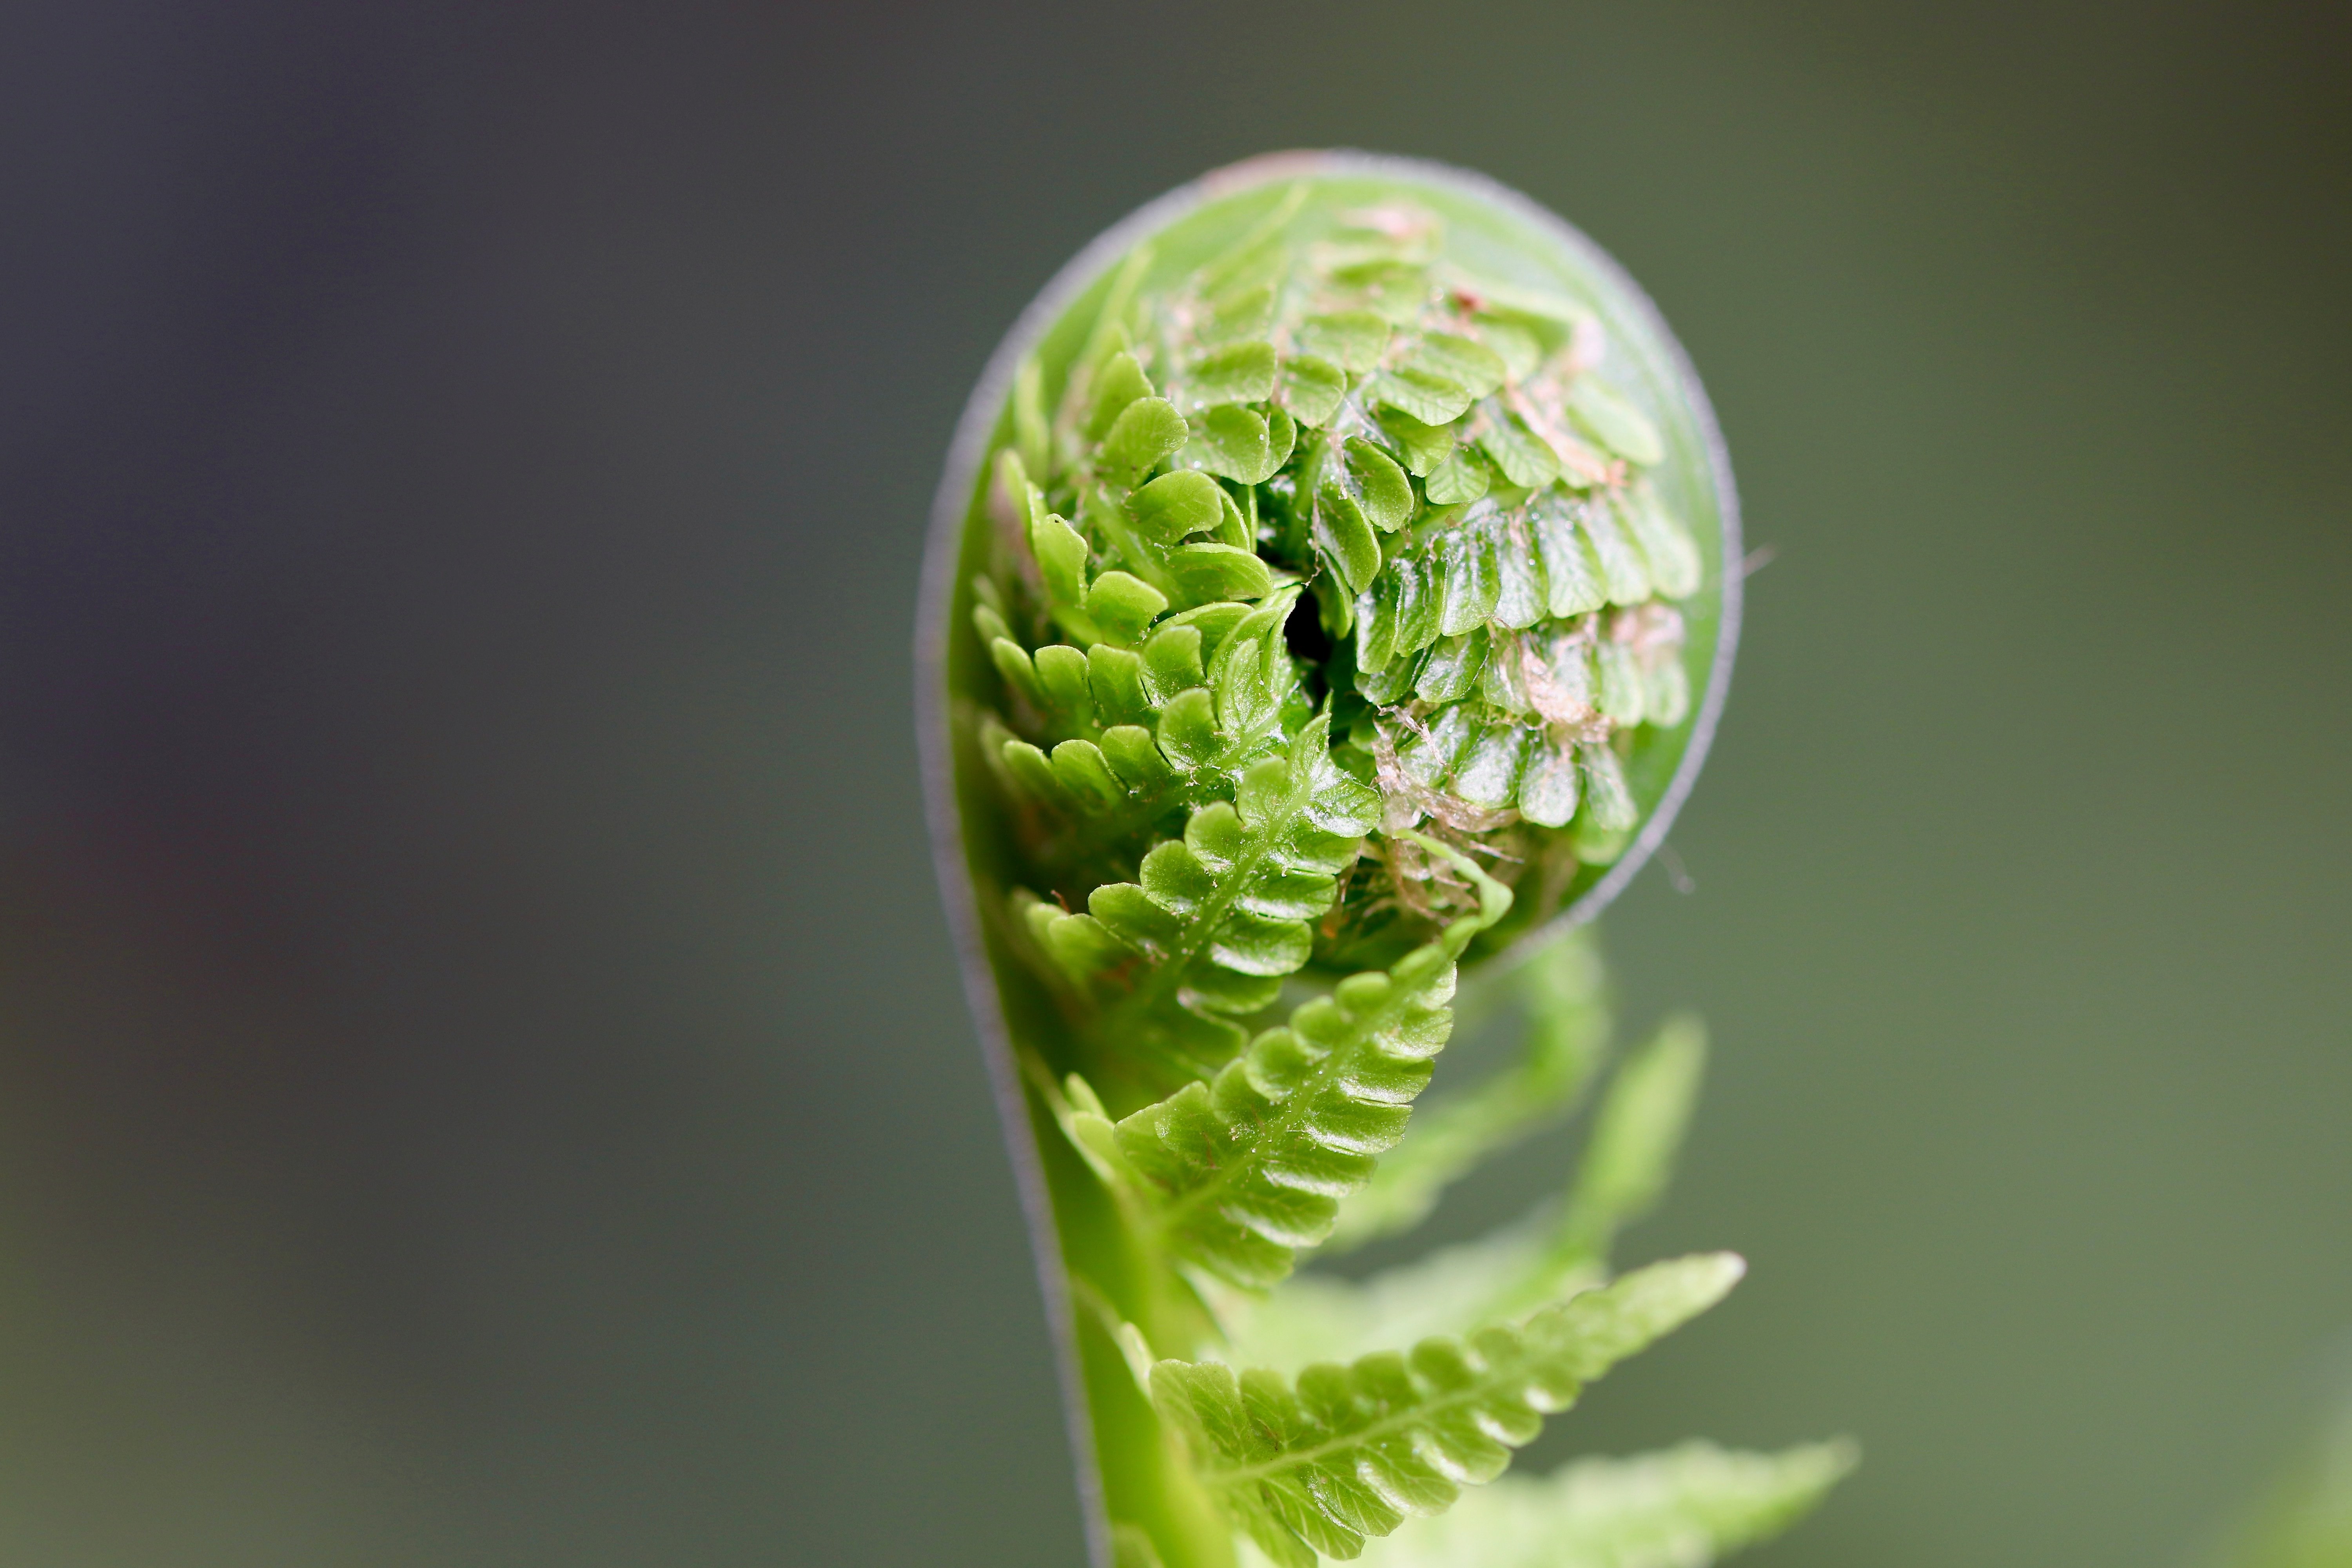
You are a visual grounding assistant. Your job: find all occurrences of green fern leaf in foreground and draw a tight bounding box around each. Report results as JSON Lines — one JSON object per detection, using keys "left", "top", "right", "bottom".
{"left": 1155, "top": 1256, "right": 1743, "bottom": 1566}
{"left": 1099, "top": 837, "right": 1507, "bottom": 1289}
{"left": 1220, "top": 1009, "right": 1708, "bottom": 1374}
{"left": 922, "top": 152, "right": 1847, "bottom": 1567}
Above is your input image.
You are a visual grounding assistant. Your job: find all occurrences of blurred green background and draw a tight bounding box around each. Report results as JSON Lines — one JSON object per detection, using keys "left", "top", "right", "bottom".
{"left": 1, "top": 2, "right": 2345, "bottom": 1564}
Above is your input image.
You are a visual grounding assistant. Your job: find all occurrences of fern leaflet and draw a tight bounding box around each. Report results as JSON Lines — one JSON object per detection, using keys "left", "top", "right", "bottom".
{"left": 1223, "top": 1013, "right": 1708, "bottom": 1371}
{"left": 1352, "top": 1440, "right": 1857, "bottom": 1568}
{"left": 1152, "top": 1254, "right": 1746, "bottom": 1566}
{"left": 1089, "top": 840, "right": 1508, "bottom": 1287}
{"left": 1327, "top": 929, "right": 1612, "bottom": 1250}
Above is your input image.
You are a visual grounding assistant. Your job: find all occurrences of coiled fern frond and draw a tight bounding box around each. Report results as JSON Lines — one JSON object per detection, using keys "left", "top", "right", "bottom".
{"left": 920, "top": 152, "right": 1847, "bottom": 1568}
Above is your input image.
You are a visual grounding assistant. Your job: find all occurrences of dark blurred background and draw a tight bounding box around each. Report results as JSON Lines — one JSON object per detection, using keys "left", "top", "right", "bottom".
{"left": 2, "top": 2, "right": 2346, "bottom": 1564}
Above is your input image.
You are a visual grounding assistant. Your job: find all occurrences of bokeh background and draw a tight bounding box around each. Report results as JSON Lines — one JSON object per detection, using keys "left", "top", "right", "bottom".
{"left": 3, "top": 2, "right": 2347, "bottom": 1564}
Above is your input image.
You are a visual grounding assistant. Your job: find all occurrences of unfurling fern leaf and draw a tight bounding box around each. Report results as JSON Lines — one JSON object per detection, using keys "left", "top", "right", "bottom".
{"left": 1073, "top": 708, "right": 1384, "bottom": 1085}
{"left": 1105, "top": 837, "right": 1508, "bottom": 1287}
{"left": 1154, "top": 1256, "right": 1744, "bottom": 1566}
{"left": 921, "top": 152, "right": 1847, "bottom": 1568}
{"left": 1221, "top": 1007, "right": 1710, "bottom": 1372}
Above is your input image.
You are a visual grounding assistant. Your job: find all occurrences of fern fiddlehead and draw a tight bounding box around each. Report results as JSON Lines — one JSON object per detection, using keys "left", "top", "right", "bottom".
{"left": 920, "top": 152, "right": 1848, "bottom": 1568}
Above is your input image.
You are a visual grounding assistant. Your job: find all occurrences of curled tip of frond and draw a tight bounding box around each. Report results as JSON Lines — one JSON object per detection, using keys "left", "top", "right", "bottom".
{"left": 962, "top": 174, "right": 1721, "bottom": 983}
{"left": 936, "top": 165, "right": 1797, "bottom": 1568}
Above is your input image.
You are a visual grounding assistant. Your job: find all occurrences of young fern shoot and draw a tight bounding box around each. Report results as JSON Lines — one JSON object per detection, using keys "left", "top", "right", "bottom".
{"left": 920, "top": 152, "right": 1848, "bottom": 1568}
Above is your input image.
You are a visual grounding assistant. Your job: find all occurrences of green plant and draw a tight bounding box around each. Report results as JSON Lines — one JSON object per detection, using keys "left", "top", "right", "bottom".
{"left": 918, "top": 152, "right": 1850, "bottom": 1568}
{"left": 2216, "top": 1367, "right": 2352, "bottom": 1568}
